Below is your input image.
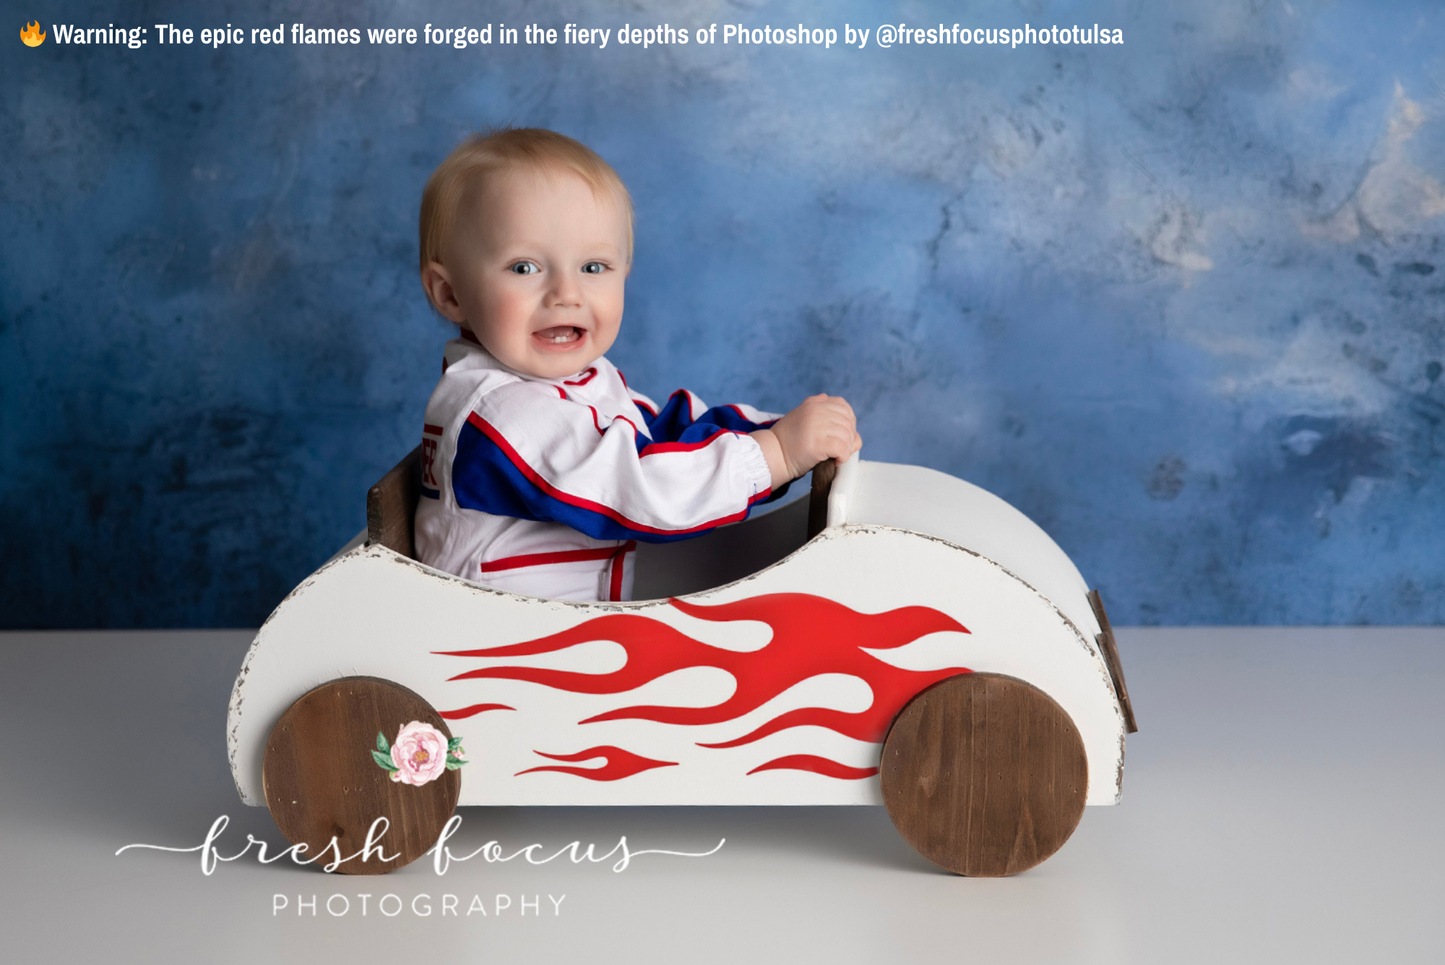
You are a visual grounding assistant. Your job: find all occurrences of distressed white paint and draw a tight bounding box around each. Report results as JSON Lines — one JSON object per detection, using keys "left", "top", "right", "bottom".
{"left": 826, "top": 451, "right": 860, "bottom": 528}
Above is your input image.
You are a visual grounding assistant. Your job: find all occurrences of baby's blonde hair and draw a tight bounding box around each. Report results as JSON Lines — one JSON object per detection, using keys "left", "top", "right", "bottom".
{"left": 418, "top": 128, "right": 634, "bottom": 276}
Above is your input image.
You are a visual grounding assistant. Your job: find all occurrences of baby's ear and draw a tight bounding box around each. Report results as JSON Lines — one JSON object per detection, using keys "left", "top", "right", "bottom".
{"left": 421, "top": 261, "right": 466, "bottom": 323}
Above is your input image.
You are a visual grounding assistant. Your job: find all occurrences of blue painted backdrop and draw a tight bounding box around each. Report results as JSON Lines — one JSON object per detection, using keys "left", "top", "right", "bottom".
{"left": 3, "top": 0, "right": 1443, "bottom": 627}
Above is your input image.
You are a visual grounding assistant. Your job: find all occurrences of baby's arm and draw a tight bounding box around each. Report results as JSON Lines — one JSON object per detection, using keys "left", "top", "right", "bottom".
{"left": 750, "top": 394, "right": 862, "bottom": 489}
{"left": 454, "top": 382, "right": 777, "bottom": 543}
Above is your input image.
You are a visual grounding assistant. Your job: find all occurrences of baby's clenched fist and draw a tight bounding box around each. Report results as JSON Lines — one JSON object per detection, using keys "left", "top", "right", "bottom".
{"left": 751, "top": 394, "right": 862, "bottom": 489}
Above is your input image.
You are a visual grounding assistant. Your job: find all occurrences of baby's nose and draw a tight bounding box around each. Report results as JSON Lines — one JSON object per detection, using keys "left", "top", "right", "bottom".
{"left": 546, "top": 275, "right": 582, "bottom": 306}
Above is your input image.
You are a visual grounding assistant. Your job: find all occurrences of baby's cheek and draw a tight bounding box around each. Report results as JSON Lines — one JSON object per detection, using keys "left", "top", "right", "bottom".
{"left": 489, "top": 290, "right": 534, "bottom": 338}
{"left": 594, "top": 287, "right": 626, "bottom": 340}
{"left": 601, "top": 286, "right": 625, "bottom": 321}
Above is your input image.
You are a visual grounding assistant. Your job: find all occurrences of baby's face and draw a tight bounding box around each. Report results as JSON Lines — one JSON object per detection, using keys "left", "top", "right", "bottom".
{"left": 439, "top": 166, "right": 628, "bottom": 379}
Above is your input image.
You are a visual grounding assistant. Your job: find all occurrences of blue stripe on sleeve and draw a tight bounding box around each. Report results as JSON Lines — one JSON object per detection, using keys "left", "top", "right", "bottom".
{"left": 452, "top": 420, "right": 748, "bottom": 544}
{"left": 641, "top": 391, "right": 698, "bottom": 443}
{"left": 697, "top": 405, "right": 776, "bottom": 433}
{"left": 643, "top": 391, "right": 777, "bottom": 442}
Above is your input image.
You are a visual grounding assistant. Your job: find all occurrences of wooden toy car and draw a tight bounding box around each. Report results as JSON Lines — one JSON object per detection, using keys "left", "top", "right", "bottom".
{"left": 228, "top": 450, "right": 1135, "bottom": 876}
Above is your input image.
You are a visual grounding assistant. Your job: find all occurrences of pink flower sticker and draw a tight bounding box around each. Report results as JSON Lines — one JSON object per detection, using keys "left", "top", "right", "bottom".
{"left": 372, "top": 720, "right": 466, "bottom": 784}
{"left": 388, "top": 721, "right": 449, "bottom": 786}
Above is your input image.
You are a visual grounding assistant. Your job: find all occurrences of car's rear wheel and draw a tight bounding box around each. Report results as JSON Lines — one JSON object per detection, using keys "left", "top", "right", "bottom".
{"left": 880, "top": 672, "right": 1087, "bottom": 876}
{"left": 262, "top": 676, "right": 461, "bottom": 875}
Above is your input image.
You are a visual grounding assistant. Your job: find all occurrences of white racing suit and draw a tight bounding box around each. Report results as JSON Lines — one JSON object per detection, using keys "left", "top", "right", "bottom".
{"left": 414, "top": 333, "right": 782, "bottom": 601}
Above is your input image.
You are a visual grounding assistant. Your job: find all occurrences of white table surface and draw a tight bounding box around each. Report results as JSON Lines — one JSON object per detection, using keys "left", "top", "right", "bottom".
{"left": 3, "top": 627, "right": 1443, "bottom": 964}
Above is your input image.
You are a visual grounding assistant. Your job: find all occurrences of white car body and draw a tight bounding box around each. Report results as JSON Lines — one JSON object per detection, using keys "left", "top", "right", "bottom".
{"left": 228, "top": 457, "right": 1128, "bottom": 808}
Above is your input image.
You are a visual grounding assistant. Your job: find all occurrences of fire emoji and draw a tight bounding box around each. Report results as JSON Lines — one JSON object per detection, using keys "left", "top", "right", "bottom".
{"left": 21, "top": 21, "right": 45, "bottom": 45}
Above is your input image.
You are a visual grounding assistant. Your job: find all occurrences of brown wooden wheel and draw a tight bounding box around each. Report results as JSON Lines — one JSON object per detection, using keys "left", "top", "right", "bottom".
{"left": 880, "top": 672, "right": 1087, "bottom": 876}
{"left": 263, "top": 676, "right": 462, "bottom": 875}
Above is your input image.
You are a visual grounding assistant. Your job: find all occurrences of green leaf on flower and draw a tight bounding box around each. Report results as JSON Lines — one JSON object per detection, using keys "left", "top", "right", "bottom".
{"left": 371, "top": 749, "right": 398, "bottom": 772}
{"left": 447, "top": 737, "right": 463, "bottom": 752}
{"left": 445, "top": 760, "right": 465, "bottom": 770}
{"left": 376, "top": 731, "right": 390, "bottom": 753}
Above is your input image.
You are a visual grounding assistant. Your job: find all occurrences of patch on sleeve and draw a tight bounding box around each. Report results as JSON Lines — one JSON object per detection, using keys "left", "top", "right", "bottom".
{"left": 420, "top": 423, "right": 444, "bottom": 499}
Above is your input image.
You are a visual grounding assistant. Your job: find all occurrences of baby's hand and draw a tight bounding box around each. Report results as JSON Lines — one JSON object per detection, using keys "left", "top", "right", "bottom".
{"left": 752, "top": 394, "right": 862, "bottom": 489}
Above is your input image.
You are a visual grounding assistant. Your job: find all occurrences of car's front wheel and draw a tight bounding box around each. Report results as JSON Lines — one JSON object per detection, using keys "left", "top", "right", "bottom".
{"left": 880, "top": 672, "right": 1088, "bottom": 876}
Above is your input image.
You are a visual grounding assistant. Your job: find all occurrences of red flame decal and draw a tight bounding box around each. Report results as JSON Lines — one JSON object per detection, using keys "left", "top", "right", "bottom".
{"left": 747, "top": 755, "right": 879, "bottom": 780}
{"left": 516, "top": 745, "right": 677, "bottom": 781}
{"left": 439, "top": 593, "right": 969, "bottom": 759}
{"left": 438, "top": 702, "right": 514, "bottom": 720}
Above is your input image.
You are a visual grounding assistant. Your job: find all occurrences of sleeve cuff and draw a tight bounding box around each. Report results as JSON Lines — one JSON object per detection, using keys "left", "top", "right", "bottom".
{"left": 737, "top": 433, "right": 776, "bottom": 499}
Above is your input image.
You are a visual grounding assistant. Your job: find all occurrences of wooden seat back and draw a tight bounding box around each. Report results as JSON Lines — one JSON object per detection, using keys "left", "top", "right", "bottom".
{"left": 806, "top": 458, "right": 838, "bottom": 540}
{"left": 366, "top": 446, "right": 421, "bottom": 559}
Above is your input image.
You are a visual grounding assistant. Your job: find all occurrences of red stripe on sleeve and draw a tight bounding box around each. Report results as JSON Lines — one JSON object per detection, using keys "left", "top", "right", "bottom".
{"left": 465, "top": 412, "right": 764, "bottom": 536}
{"left": 584, "top": 408, "right": 641, "bottom": 438}
{"left": 639, "top": 431, "right": 745, "bottom": 457}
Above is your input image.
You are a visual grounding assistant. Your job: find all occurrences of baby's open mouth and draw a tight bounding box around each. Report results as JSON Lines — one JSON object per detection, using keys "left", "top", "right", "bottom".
{"left": 534, "top": 326, "right": 583, "bottom": 345}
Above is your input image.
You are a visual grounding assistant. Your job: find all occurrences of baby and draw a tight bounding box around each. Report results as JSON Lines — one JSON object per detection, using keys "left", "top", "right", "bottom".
{"left": 414, "top": 128, "right": 860, "bottom": 601}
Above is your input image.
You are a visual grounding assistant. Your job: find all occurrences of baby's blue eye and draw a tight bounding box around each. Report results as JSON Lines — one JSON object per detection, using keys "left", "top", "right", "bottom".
{"left": 581, "top": 262, "right": 605, "bottom": 274}
{"left": 509, "top": 262, "right": 539, "bottom": 275}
